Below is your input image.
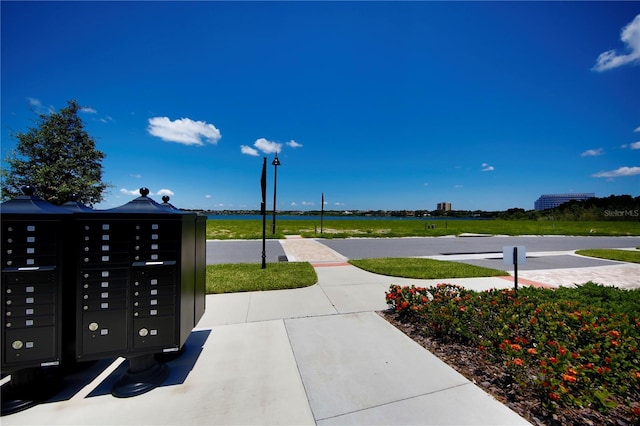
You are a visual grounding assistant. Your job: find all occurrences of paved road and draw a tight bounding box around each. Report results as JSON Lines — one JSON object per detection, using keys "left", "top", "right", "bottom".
{"left": 207, "top": 236, "right": 640, "bottom": 270}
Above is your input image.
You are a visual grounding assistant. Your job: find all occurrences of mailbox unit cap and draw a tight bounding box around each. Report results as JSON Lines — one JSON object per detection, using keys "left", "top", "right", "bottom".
{"left": 0, "top": 185, "right": 73, "bottom": 215}
{"left": 105, "top": 188, "right": 187, "bottom": 215}
{"left": 61, "top": 194, "right": 94, "bottom": 212}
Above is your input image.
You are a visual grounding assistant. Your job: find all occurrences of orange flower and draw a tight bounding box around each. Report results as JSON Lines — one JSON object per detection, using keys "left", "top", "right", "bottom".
{"left": 567, "top": 368, "right": 578, "bottom": 376}
{"left": 611, "top": 340, "right": 619, "bottom": 347}
{"left": 527, "top": 348, "right": 537, "bottom": 355}
{"left": 510, "top": 344, "right": 522, "bottom": 351}
{"left": 549, "top": 357, "right": 558, "bottom": 364}
{"left": 562, "top": 374, "right": 577, "bottom": 383}
{"left": 634, "top": 371, "right": 640, "bottom": 380}
{"left": 609, "top": 330, "right": 620, "bottom": 338}
{"left": 513, "top": 358, "right": 524, "bottom": 366}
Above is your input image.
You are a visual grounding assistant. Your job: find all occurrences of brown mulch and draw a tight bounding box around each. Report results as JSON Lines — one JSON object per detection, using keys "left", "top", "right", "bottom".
{"left": 380, "top": 311, "right": 636, "bottom": 426}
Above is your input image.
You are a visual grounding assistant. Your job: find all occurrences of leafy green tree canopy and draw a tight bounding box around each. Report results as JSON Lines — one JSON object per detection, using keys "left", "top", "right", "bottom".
{"left": 1, "top": 100, "right": 110, "bottom": 206}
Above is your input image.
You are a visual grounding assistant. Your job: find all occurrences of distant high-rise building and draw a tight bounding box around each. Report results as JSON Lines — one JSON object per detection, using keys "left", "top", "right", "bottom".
{"left": 437, "top": 202, "right": 452, "bottom": 211}
{"left": 534, "top": 193, "right": 595, "bottom": 211}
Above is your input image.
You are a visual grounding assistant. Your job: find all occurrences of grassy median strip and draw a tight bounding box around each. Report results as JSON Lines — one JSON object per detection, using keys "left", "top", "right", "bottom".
{"left": 575, "top": 248, "right": 640, "bottom": 264}
{"left": 348, "top": 258, "right": 508, "bottom": 279}
{"left": 206, "top": 262, "right": 317, "bottom": 294}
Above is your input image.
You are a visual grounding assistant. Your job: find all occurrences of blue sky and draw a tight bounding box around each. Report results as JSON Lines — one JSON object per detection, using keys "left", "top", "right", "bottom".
{"left": 2, "top": 1, "right": 639, "bottom": 212}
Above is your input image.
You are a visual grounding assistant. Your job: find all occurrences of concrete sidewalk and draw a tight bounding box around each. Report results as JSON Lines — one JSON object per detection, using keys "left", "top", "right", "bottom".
{"left": 3, "top": 237, "right": 530, "bottom": 425}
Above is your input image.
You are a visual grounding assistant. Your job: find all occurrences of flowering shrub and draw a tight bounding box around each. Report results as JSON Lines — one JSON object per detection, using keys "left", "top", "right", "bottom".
{"left": 385, "top": 282, "right": 640, "bottom": 420}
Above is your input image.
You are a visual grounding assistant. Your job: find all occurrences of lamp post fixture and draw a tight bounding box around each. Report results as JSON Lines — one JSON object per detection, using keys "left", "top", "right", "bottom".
{"left": 271, "top": 153, "right": 281, "bottom": 234}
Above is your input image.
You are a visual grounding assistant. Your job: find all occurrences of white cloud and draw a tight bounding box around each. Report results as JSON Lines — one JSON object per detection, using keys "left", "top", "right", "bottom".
{"left": 301, "top": 201, "right": 315, "bottom": 206}
{"left": 98, "top": 116, "right": 113, "bottom": 123}
{"left": 423, "top": 182, "right": 429, "bottom": 187}
{"left": 334, "top": 202, "right": 345, "bottom": 206}
{"left": 254, "top": 138, "right": 282, "bottom": 154}
{"left": 120, "top": 187, "right": 148, "bottom": 196}
{"left": 156, "top": 189, "right": 174, "bottom": 196}
{"left": 454, "top": 185, "right": 463, "bottom": 189}
{"left": 205, "top": 195, "right": 212, "bottom": 198}
{"left": 581, "top": 148, "right": 604, "bottom": 157}
{"left": 592, "top": 166, "right": 640, "bottom": 178}
{"left": 481, "top": 163, "right": 495, "bottom": 172}
{"left": 148, "top": 117, "right": 221, "bottom": 146}
{"left": 631, "top": 142, "right": 640, "bottom": 149}
{"left": 130, "top": 173, "right": 142, "bottom": 179}
{"left": 593, "top": 14, "right": 640, "bottom": 72}
{"left": 80, "top": 107, "right": 97, "bottom": 114}
{"left": 634, "top": 126, "right": 640, "bottom": 132}
{"left": 26, "top": 97, "right": 55, "bottom": 114}
{"left": 286, "top": 140, "right": 303, "bottom": 148}
{"left": 240, "top": 145, "right": 259, "bottom": 156}
{"left": 291, "top": 202, "right": 298, "bottom": 207}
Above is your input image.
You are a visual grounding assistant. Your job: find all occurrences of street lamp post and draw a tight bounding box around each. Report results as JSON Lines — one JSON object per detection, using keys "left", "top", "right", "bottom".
{"left": 271, "top": 153, "right": 281, "bottom": 234}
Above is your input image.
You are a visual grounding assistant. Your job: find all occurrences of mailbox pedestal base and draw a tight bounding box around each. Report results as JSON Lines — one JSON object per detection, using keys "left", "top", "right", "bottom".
{"left": 111, "top": 354, "right": 169, "bottom": 398}
{"left": 1, "top": 367, "right": 62, "bottom": 416}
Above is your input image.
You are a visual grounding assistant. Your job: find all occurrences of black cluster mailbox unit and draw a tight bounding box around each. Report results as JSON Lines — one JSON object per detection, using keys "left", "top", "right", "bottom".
{"left": 1, "top": 187, "right": 206, "bottom": 411}
{"left": 1, "top": 187, "right": 73, "bottom": 413}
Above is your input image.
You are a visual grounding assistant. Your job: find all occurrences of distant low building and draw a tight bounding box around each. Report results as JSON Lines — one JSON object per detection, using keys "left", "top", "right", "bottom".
{"left": 534, "top": 193, "right": 595, "bottom": 211}
{"left": 437, "top": 202, "right": 452, "bottom": 211}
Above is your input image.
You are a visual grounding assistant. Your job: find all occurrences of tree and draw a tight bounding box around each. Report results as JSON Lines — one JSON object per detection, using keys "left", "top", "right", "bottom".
{"left": 1, "top": 100, "right": 110, "bottom": 206}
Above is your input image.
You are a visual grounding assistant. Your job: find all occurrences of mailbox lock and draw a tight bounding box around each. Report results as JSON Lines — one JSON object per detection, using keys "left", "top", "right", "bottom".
{"left": 139, "top": 328, "right": 149, "bottom": 337}
{"left": 12, "top": 340, "right": 23, "bottom": 350}
{"left": 88, "top": 322, "right": 99, "bottom": 332}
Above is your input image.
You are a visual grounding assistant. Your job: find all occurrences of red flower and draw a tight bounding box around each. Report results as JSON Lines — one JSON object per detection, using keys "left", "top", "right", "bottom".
{"left": 549, "top": 357, "right": 558, "bottom": 364}
{"left": 634, "top": 372, "right": 640, "bottom": 380}
{"left": 510, "top": 344, "right": 522, "bottom": 351}
{"left": 562, "top": 374, "right": 577, "bottom": 383}
{"left": 611, "top": 340, "right": 619, "bottom": 347}
{"left": 549, "top": 392, "right": 560, "bottom": 401}
{"left": 558, "top": 347, "right": 567, "bottom": 356}
{"left": 513, "top": 358, "right": 524, "bottom": 366}
{"left": 400, "top": 301, "right": 409, "bottom": 309}
{"left": 633, "top": 407, "right": 640, "bottom": 416}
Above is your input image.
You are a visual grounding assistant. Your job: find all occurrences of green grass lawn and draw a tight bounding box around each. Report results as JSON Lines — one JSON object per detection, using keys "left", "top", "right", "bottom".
{"left": 206, "top": 262, "right": 317, "bottom": 294}
{"left": 207, "top": 219, "right": 640, "bottom": 239}
{"left": 575, "top": 248, "right": 640, "bottom": 264}
{"left": 349, "top": 257, "right": 508, "bottom": 279}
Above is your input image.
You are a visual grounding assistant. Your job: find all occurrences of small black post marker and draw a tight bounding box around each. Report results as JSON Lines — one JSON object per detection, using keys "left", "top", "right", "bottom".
{"left": 260, "top": 157, "right": 267, "bottom": 269}
{"left": 513, "top": 246, "right": 518, "bottom": 295}
{"left": 320, "top": 192, "right": 324, "bottom": 234}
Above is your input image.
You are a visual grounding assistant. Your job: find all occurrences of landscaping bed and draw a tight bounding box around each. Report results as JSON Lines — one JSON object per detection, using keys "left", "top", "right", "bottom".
{"left": 383, "top": 282, "right": 640, "bottom": 425}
